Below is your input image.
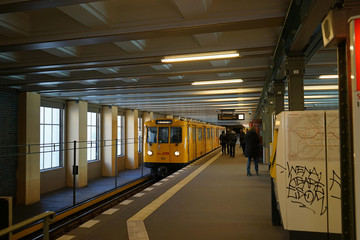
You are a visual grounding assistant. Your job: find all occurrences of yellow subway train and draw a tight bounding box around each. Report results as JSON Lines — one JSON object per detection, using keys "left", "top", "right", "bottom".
{"left": 144, "top": 118, "right": 225, "bottom": 177}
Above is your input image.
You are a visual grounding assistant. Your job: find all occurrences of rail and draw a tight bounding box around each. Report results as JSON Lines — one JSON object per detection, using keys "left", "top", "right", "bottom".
{"left": 0, "top": 211, "right": 56, "bottom": 240}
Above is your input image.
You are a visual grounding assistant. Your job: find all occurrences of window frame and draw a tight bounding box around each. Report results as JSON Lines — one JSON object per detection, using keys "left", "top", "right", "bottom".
{"left": 138, "top": 117, "right": 143, "bottom": 153}
{"left": 87, "top": 110, "right": 100, "bottom": 162}
{"left": 117, "top": 115, "right": 125, "bottom": 156}
{"left": 40, "top": 104, "right": 64, "bottom": 171}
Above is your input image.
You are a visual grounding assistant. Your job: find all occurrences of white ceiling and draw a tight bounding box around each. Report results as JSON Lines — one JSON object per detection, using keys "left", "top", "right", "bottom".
{"left": 0, "top": 0, "right": 341, "bottom": 126}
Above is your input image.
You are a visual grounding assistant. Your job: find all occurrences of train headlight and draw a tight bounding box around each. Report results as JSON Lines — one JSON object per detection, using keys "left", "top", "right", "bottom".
{"left": 147, "top": 150, "right": 153, "bottom": 156}
{"left": 174, "top": 151, "right": 180, "bottom": 157}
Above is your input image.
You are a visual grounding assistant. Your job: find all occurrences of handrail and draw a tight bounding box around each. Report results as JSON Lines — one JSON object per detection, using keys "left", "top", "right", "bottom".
{"left": 0, "top": 211, "right": 56, "bottom": 240}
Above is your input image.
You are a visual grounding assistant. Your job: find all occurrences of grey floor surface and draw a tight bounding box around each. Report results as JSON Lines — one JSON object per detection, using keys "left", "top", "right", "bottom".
{"left": 56, "top": 146, "right": 289, "bottom": 240}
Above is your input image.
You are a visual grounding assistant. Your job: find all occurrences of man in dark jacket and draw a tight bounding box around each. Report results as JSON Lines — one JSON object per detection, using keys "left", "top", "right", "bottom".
{"left": 239, "top": 129, "right": 245, "bottom": 154}
{"left": 219, "top": 131, "right": 227, "bottom": 154}
{"left": 225, "top": 129, "right": 231, "bottom": 155}
{"left": 244, "top": 128, "right": 260, "bottom": 176}
{"left": 228, "top": 131, "right": 237, "bottom": 157}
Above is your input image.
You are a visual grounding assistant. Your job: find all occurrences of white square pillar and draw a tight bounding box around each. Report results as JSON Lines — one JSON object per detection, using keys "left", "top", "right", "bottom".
{"left": 101, "top": 105, "right": 117, "bottom": 176}
{"left": 66, "top": 100, "right": 88, "bottom": 187}
{"left": 125, "top": 109, "right": 138, "bottom": 169}
{"left": 17, "top": 92, "right": 40, "bottom": 205}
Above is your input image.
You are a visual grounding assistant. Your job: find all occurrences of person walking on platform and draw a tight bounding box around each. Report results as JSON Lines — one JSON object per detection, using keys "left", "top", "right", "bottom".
{"left": 219, "top": 130, "right": 227, "bottom": 155}
{"left": 226, "top": 129, "right": 231, "bottom": 155}
{"left": 229, "top": 131, "right": 237, "bottom": 157}
{"left": 239, "top": 129, "right": 246, "bottom": 154}
{"left": 244, "top": 127, "right": 260, "bottom": 176}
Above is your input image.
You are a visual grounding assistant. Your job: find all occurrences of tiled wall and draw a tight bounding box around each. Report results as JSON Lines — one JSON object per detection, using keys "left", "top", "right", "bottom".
{"left": 0, "top": 89, "right": 18, "bottom": 197}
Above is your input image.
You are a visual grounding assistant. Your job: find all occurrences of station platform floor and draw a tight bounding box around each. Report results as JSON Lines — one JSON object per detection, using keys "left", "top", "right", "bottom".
{"left": 13, "top": 167, "right": 151, "bottom": 224}
{"left": 57, "top": 146, "right": 289, "bottom": 240}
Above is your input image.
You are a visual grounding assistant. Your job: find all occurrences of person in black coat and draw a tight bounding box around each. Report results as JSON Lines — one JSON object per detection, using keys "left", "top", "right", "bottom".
{"left": 244, "top": 128, "right": 260, "bottom": 176}
{"left": 239, "top": 129, "right": 245, "bottom": 154}
{"left": 228, "top": 131, "right": 237, "bottom": 157}
{"left": 219, "top": 131, "right": 227, "bottom": 154}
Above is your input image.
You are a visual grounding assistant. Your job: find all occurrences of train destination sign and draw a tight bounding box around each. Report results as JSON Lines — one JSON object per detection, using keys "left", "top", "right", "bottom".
{"left": 156, "top": 120, "right": 173, "bottom": 124}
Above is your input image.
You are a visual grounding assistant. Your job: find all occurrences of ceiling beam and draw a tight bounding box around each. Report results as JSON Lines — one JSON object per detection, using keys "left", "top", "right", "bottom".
{"left": 0, "top": 0, "right": 103, "bottom": 14}
{"left": 0, "top": 17, "right": 284, "bottom": 52}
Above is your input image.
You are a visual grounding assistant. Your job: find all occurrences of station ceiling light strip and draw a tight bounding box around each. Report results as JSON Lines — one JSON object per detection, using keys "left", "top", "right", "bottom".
{"left": 318, "top": 75, "right": 338, "bottom": 79}
{"left": 161, "top": 50, "right": 239, "bottom": 63}
{"left": 192, "top": 79, "right": 243, "bottom": 85}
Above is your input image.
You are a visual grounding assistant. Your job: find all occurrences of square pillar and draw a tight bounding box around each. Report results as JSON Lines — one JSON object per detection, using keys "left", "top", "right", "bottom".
{"left": 143, "top": 112, "right": 153, "bottom": 123}
{"left": 125, "top": 109, "right": 138, "bottom": 169}
{"left": 66, "top": 100, "right": 87, "bottom": 187}
{"left": 274, "top": 79, "right": 285, "bottom": 115}
{"left": 262, "top": 100, "right": 274, "bottom": 164}
{"left": 101, "top": 106, "right": 117, "bottom": 176}
{"left": 17, "top": 92, "right": 40, "bottom": 205}
{"left": 287, "top": 56, "right": 305, "bottom": 111}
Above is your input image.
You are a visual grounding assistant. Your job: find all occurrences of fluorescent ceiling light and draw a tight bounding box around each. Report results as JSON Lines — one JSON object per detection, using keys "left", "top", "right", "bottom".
{"left": 304, "top": 85, "right": 338, "bottom": 90}
{"left": 206, "top": 97, "right": 259, "bottom": 102}
{"left": 319, "top": 75, "right": 338, "bottom": 79}
{"left": 192, "top": 79, "right": 243, "bottom": 85}
{"left": 161, "top": 50, "right": 239, "bottom": 63}
{"left": 284, "top": 95, "right": 338, "bottom": 99}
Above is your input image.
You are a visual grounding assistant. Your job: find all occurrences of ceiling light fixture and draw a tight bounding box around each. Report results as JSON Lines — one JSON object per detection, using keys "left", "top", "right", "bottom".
{"left": 318, "top": 75, "right": 338, "bottom": 79}
{"left": 161, "top": 50, "right": 239, "bottom": 63}
{"left": 304, "top": 85, "right": 338, "bottom": 90}
{"left": 192, "top": 79, "right": 243, "bottom": 85}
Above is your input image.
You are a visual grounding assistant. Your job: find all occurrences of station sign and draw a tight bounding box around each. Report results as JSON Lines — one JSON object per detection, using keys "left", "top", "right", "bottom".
{"left": 218, "top": 113, "right": 245, "bottom": 120}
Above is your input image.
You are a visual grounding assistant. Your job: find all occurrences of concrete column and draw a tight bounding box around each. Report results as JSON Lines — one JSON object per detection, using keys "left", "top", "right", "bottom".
{"left": 143, "top": 112, "right": 153, "bottom": 123}
{"left": 66, "top": 100, "right": 87, "bottom": 187}
{"left": 17, "top": 92, "right": 40, "bottom": 205}
{"left": 261, "top": 100, "right": 274, "bottom": 164}
{"left": 101, "top": 106, "right": 118, "bottom": 177}
{"left": 274, "top": 79, "right": 285, "bottom": 115}
{"left": 125, "top": 109, "right": 138, "bottom": 169}
{"left": 286, "top": 56, "right": 305, "bottom": 111}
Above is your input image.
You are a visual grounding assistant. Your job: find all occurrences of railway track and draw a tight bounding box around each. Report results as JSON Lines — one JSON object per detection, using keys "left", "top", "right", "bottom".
{"left": 16, "top": 176, "right": 156, "bottom": 240}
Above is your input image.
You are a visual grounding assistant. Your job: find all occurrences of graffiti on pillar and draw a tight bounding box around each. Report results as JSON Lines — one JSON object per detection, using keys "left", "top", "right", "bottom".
{"left": 277, "top": 163, "right": 341, "bottom": 215}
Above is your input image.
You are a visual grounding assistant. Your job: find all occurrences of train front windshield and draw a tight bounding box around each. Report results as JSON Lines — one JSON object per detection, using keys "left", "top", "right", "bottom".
{"left": 147, "top": 127, "right": 157, "bottom": 143}
{"left": 170, "top": 127, "right": 182, "bottom": 143}
{"left": 147, "top": 126, "right": 182, "bottom": 144}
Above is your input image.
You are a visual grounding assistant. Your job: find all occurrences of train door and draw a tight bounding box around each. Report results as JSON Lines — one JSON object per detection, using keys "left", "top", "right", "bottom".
{"left": 158, "top": 127, "right": 170, "bottom": 163}
{"left": 203, "top": 128, "right": 207, "bottom": 153}
{"left": 187, "top": 126, "right": 190, "bottom": 162}
{"left": 193, "top": 126, "right": 197, "bottom": 159}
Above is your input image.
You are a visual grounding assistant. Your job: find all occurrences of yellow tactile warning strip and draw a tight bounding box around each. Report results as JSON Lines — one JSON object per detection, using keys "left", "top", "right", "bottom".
{"left": 127, "top": 152, "right": 221, "bottom": 240}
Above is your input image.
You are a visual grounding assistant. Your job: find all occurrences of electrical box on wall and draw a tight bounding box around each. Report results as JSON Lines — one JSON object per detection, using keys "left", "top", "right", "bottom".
{"left": 321, "top": 9, "right": 347, "bottom": 48}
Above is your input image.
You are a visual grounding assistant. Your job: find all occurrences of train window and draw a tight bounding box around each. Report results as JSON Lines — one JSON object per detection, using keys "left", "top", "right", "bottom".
{"left": 147, "top": 127, "right": 157, "bottom": 143}
{"left": 198, "top": 128, "right": 202, "bottom": 141}
{"left": 207, "top": 128, "right": 210, "bottom": 139}
{"left": 159, "top": 127, "right": 169, "bottom": 143}
{"left": 170, "top": 127, "right": 182, "bottom": 143}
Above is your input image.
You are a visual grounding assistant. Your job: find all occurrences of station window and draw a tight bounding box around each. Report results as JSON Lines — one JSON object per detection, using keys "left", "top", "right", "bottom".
{"left": 138, "top": 118, "right": 143, "bottom": 152}
{"left": 117, "top": 115, "right": 125, "bottom": 156}
{"left": 87, "top": 112, "right": 100, "bottom": 161}
{"left": 40, "top": 106, "right": 63, "bottom": 170}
